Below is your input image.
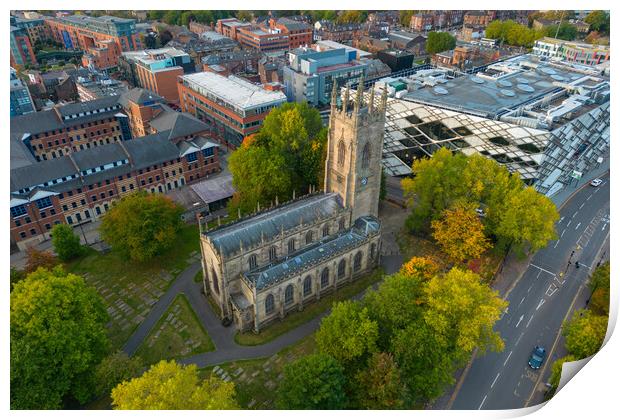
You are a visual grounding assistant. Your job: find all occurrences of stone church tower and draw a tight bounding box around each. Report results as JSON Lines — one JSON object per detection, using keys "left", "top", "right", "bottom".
{"left": 324, "top": 78, "right": 387, "bottom": 222}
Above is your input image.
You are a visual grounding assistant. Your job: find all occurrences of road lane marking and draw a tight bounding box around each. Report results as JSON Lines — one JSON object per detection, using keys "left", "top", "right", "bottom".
{"left": 504, "top": 351, "right": 513, "bottom": 366}
{"left": 575, "top": 222, "right": 581, "bottom": 230}
{"left": 491, "top": 373, "right": 500, "bottom": 389}
{"left": 586, "top": 194, "right": 592, "bottom": 201}
{"left": 558, "top": 216, "right": 565, "bottom": 224}
{"left": 546, "top": 284, "right": 558, "bottom": 297}
{"left": 567, "top": 220, "right": 572, "bottom": 227}
{"left": 515, "top": 314, "right": 524, "bottom": 328}
{"left": 602, "top": 223, "right": 608, "bottom": 231}
{"left": 516, "top": 332, "right": 524, "bottom": 345}
{"left": 572, "top": 211, "right": 578, "bottom": 218}
{"left": 518, "top": 297, "right": 525, "bottom": 307}
{"left": 530, "top": 264, "right": 555, "bottom": 276}
{"left": 527, "top": 285, "right": 532, "bottom": 293}
{"left": 561, "top": 228, "right": 566, "bottom": 238}
{"left": 478, "top": 395, "right": 487, "bottom": 410}
{"left": 526, "top": 314, "right": 534, "bottom": 328}
{"left": 579, "top": 203, "right": 585, "bottom": 209}
{"left": 536, "top": 299, "right": 545, "bottom": 310}
{"left": 553, "top": 241, "right": 559, "bottom": 249}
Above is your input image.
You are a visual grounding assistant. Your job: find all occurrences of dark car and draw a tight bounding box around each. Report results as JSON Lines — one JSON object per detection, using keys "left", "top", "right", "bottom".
{"left": 528, "top": 346, "right": 546, "bottom": 369}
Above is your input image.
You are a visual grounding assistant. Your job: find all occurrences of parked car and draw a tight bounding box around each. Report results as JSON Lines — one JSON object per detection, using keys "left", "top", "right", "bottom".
{"left": 528, "top": 346, "right": 546, "bottom": 369}
{"left": 590, "top": 178, "right": 603, "bottom": 187}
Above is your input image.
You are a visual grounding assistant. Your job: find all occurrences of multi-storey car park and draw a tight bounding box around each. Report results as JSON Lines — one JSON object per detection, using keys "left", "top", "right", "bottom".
{"left": 373, "top": 54, "right": 609, "bottom": 196}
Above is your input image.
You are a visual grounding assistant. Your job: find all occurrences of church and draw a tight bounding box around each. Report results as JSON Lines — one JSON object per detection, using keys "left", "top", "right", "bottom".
{"left": 198, "top": 80, "right": 387, "bottom": 333}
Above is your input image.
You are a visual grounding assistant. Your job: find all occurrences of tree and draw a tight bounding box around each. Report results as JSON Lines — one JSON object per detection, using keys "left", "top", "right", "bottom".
{"left": 589, "top": 262, "right": 610, "bottom": 315}
{"left": 546, "top": 22, "right": 577, "bottom": 41}
{"left": 276, "top": 354, "right": 347, "bottom": 409}
{"left": 228, "top": 102, "right": 327, "bottom": 214}
{"left": 495, "top": 186, "right": 559, "bottom": 255}
{"left": 563, "top": 309, "right": 608, "bottom": 360}
{"left": 423, "top": 268, "right": 507, "bottom": 357}
{"left": 353, "top": 352, "right": 406, "bottom": 409}
{"left": 585, "top": 11, "right": 610, "bottom": 34}
{"left": 485, "top": 20, "right": 542, "bottom": 47}
{"left": 400, "top": 256, "right": 440, "bottom": 281}
{"left": 316, "top": 301, "right": 378, "bottom": 368}
{"left": 336, "top": 10, "right": 367, "bottom": 24}
{"left": 51, "top": 223, "right": 84, "bottom": 261}
{"left": 162, "top": 10, "right": 182, "bottom": 25}
{"left": 11, "top": 267, "right": 109, "bottom": 409}
{"left": 100, "top": 192, "right": 183, "bottom": 262}
{"left": 400, "top": 11, "right": 416, "bottom": 27}
{"left": 94, "top": 351, "right": 144, "bottom": 399}
{"left": 236, "top": 10, "right": 253, "bottom": 22}
{"left": 549, "top": 355, "right": 577, "bottom": 391}
{"left": 111, "top": 360, "right": 238, "bottom": 409}
{"left": 431, "top": 204, "right": 491, "bottom": 263}
{"left": 180, "top": 11, "right": 195, "bottom": 27}
{"left": 10, "top": 267, "right": 25, "bottom": 291}
{"left": 425, "top": 31, "right": 456, "bottom": 54}
{"left": 24, "top": 247, "right": 59, "bottom": 273}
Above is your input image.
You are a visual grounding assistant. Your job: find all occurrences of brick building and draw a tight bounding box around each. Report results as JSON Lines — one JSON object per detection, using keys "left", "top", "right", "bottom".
{"left": 178, "top": 72, "right": 287, "bottom": 149}
{"left": 81, "top": 39, "right": 122, "bottom": 71}
{"left": 268, "top": 17, "right": 313, "bottom": 50}
{"left": 10, "top": 26, "right": 38, "bottom": 67}
{"left": 410, "top": 13, "right": 435, "bottom": 32}
{"left": 10, "top": 96, "right": 131, "bottom": 162}
{"left": 10, "top": 131, "right": 220, "bottom": 250}
{"left": 216, "top": 18, "right": 252, "bottom": 41}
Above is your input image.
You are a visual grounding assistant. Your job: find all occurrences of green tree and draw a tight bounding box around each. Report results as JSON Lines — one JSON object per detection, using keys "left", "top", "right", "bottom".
{"left": 51, "top": 223, "right": 84, "bottom": 261}
{"left": 10, "top": 267, "right": 25, "bottom": 291}
{"left": 11, "top": 267, "right": 109, "bottom": 409}
{"left": 228, "top": 102, "right": 327, "bottom": 214}
{"left": 180, "top": 11, "right": 195, "bottom": 27}
{"left": 485, "top": 20, "right": 541, "bottom": 47}
{"left": 162, "top": 10, "right": 182, "bottom": 25}
{"left": 93, "top": 351, "right": 144, "bottom": 399}
{"left": 400, "top": 11, "right": 416, "bottom": 27}
{"left": 336, "top": 10, "right": 367, "bottom": 24}
{"left": 425, "top": 31, "right": 456, "bottom": 54}
{"left": 546, "top": 22, "right": 577, "bottom": 41}
{"left": 316, "top": 301, "right": 378, "bottom": 368}
{"left": 236, "top": 10, "right": 253, "bottom": 22}
{"left": 549, "top": 355, "right": 577, "bottom": 391}
{"left": 563, "top": 309, "right": 608, "bottom": 360}
{"left": 424, "top": 268, "right": 507, "bottom": 357}
{"left": 111, "top": 360, "right": 238, "bottom": 409}
{"left": 100, "top": 191, "right": 183, "bottom": 262}
{"left": 585, "top": 11, "right": 610, "bottom": 34}
{"left": 589, "top": 262, "right": 610, "bottom": 315}
{"left": 276, "top": 354, "right": 347, "bottom": 409}
{"left": 353, "top": 352, "right": 406, "bottom": 409}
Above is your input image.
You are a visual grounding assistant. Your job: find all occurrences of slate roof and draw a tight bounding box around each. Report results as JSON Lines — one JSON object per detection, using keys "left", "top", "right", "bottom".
{"left": 204, "top": 192, "right": 344, "bottom": 258}
{"left": 10, "top": 132, "right": 38, "bottom": 170}
{"left": 123, "top": 130, "right": 181, "bottom": 170}
{"left": 118, "top": 88, "right": 165, "bottom": 107}
{"left": 277, "top": 17, "right": 312, "bottom": 31}
{"left": 149, "top": 106, "right": 210, "bottom": 140}
{"left": 11, "top": 156, "right": 77, "bottom": 193}
{"left": 244, "top": 216, "right": 380, "bottom": 290}
{"left": 55, "top": 96, "right": 120, "bottom": 118}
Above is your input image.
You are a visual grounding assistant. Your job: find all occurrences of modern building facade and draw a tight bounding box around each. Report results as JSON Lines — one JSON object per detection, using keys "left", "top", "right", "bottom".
{"left": 284, "top": 47, "right": 368, "bottom": 106}
{"left": 178, "top": 72, "right": 287, "bottom": 149}
{"left": 532, "top": 37, "right": 610, "bottom": 66}
{"left": 198, "top": 83, "right": 387, "bottom": 332}
{"left": 268, "top": 17, "right": 313, "bottom": 50}
{"left": 10, "top": 132, "right": 220, "bottom": 250}
{"left": 10, "top": 69, "right": 36, "bottom": 117}
{"left": 10, "top": 26, "right": 38, "bottom": 67}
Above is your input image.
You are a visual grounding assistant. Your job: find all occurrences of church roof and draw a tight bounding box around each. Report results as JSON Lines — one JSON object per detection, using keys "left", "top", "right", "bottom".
{"left": 204, "top": 192, "right": 344, "bottom": 258}
{"left": 244, "top": 216, "right": 380, "bottom": 291}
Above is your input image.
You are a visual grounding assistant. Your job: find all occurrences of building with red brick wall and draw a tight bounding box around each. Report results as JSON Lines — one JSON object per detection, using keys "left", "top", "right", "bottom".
{"left": 269, "top": 17, "right": 313, "bottom": 49}
{"left": 236, "top": 26, "right": 289, "bottom": 53}
{"left": 10, "top": 26, "right": 38, "bottom": 67}
{"left": 10, "top": 131, "right": 220, "bottom": 250}
{"left": 81, "top": 39, "right": 122, "bottom": 71}
{"left": 463, "top": 11, "right": 494, "bottom": 27}
{"left": 178, "top": 72, "right": 287, "bottom": 149}
{"left": 410, "top": 13, "right": 435, "bottom": 32}
{"left": 10, "top": 96, "right": 131, "bottom": 162}
{"left": 216, "top": 18, "right": 252, "bottom": 41}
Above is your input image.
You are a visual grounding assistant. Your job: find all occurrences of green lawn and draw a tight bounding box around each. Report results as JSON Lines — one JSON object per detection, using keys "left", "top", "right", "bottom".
{"left": 200, "top": 334, "right": 317, "bottom": 409}
{"left": 66, "top": 224, "right": 201, "bottom": 349}
{"left": 234, "top": 269, "right": 384, "bottom": 346}
{"left": 135, "top": 294, "right": 215, "bottom": 367}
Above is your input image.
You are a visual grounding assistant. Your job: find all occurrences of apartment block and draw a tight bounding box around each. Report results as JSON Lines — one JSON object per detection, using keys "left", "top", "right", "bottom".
{"left": 268, "top": 17, "right": 313, "bottom": 50}
{"left": 10, "top": 26, "right": 37, "bottom": 67}
{"left": 532, "top": 37, "right": 610, "bottom": 66}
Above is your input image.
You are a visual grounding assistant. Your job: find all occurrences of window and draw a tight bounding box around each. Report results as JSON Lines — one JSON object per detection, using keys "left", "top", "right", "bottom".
{"left": 285, "top": 284, "right": 294, "bottom": 306}
{"left": 269, "top": 246, "right": 277, "bottom": 262}
{"left": 249, "top": 254, "right": 257, "bottom": 270}
{"left": 338, "top": 259, "right": 346, "bottom": 279}
{"left": 353, "top": 251, "right": 363, "bottom": 272}
{"left": 96, "top": 207, "right": 101, "bottom": 215}
{"left": 211, "top": 268, "right": 219, "bottom": 295}
{"left": 288, "top": 238, "right": 295, "bottom": 254}
{"left": 321, "top": 268, "right": 330, "bottom": 288}
{"left": 305, "top": 230, "right": 313, "bottom": 245}
{"left": 322, "top": 224, "right": 329, "bottom": 237}
{"left": 303, "top": 276, "right": 312, "bottom": 296}
{"left": 10, "top": 205, "right": 27, "bottom": 218}
{"left": 30, "top": 228, "right": 36, "bottom": 235}
{"left": 337, "top": 140, "right": 346, "bottom": 166}
{"left": 67, "top": 216, "right": 73, "bottom": 224}
{"left": 186, "top": 152, "right": 197, "bottom": 163}
{"left": 35, "top": 196, "right": 52, "bottom": 209}
{"left": 339, "top": 217, "right": 345, "bottom": 231}
{"left": 20, "top": 232, "right": 26, "bottom": 239}
{"left": 361, "top": 143, "right": 371, "bottom": 169}
{"left": 265, "top": 294, "right": 275, "bottom": 314}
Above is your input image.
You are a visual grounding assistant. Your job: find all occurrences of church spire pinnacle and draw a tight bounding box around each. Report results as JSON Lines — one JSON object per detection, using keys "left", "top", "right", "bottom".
{"left": 343, "top": 82, "right": 350, "bottom": 113}
{"left": 369, "top": 83, "right": 375, "bottom": 113}
{"left": 330, "top": 81, "right": 338, "bottom": 110}
{"left": 354, "top": 73, "right": 365, "bottom": 113}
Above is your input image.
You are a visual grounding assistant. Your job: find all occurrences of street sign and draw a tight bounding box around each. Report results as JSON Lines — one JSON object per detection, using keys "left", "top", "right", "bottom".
{"left": 570, "top": 170, "right": 583, "bottom": 180}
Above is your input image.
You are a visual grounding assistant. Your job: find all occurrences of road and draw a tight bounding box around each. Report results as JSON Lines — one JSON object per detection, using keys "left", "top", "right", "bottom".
{"left": 451, "top": 174, "right": 610, "bottom": 410}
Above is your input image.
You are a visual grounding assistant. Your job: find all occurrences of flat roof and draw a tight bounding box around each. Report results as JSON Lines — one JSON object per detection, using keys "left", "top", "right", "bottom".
{"left": 180, "top": 72, "right": 286, "bottom": 110}
{"left": 316, "top": 40, "right": 372, "bottom": 57}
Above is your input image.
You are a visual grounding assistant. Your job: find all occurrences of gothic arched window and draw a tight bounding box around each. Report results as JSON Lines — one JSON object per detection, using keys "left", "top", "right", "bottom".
{"left": 249, "top": 254, "right": 257, "bottom": 270}
{"left": 303, "top": 275, "right": 312, "bottom": 296}
{"left": 337, "top": 140, "right": 346, "bottom": 167}
{"left": 354, "top": 251, "right": 363, "bottom": 272}
{"left": 288, "top": 238, "right": 296, "bottom": 254}
{"left": 321, "top": 267, "right": 330, "bottom": 288}
{"left": 322, "top": 224, "right": 329, "bottom": 237}
{"left": 339, "top": 217, "right": 345, "bottom": 231}
{"left": 285, "top": 284, "right": 294, "bottom": 306}
{"left": 338, "top": 259, "right": 346, "bottom": 279}
{"left": 305, "top": 230, "right": 313, "bottom": 245}
{"left": 211, "top": 267, "right": 219, "bottom": 295}
{"left": 265, "top": 294, "right": 275, "bottom": 314}
{"left": 269, "top": 246, "right": 277, "bottom": 262}
{"left": 361, "top": 143, "right": 371, "bottom": 169}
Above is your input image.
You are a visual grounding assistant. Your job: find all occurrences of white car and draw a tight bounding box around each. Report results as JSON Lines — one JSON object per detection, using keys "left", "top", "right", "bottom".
{"left": 590, "top": 178, "right": 603, "bottom": 187}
